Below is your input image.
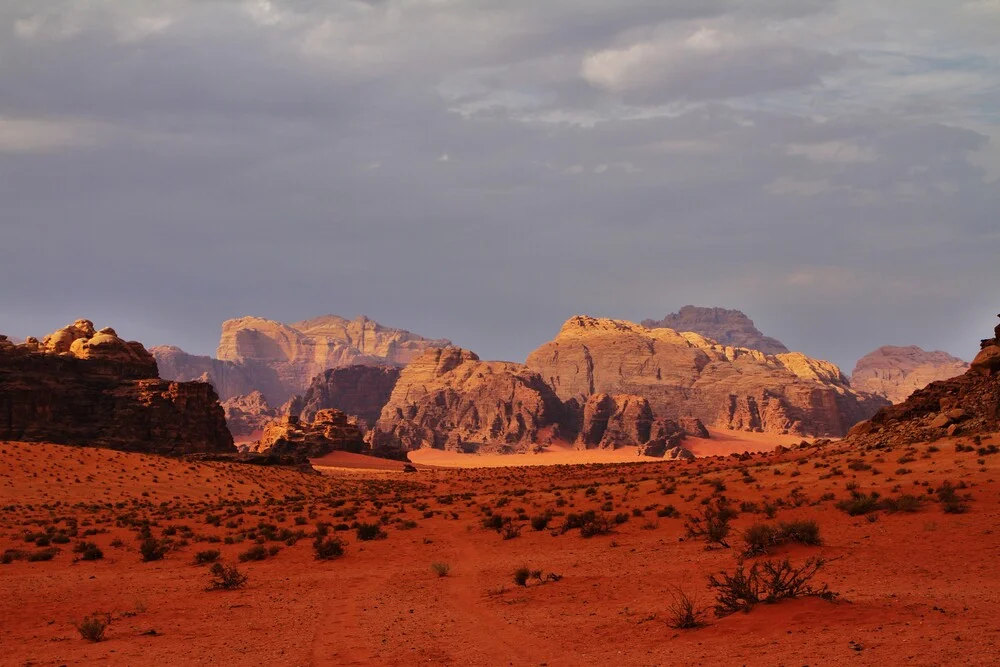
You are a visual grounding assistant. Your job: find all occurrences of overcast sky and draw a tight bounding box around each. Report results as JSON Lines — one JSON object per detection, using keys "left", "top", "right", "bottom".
{"left": 1, "top": 0, "right": 998, "bottom": 371}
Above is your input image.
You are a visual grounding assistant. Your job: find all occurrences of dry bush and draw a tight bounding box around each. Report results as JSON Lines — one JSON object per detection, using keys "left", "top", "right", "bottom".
{"left": 708, "top": 557, "right": 833, "bottom": 617}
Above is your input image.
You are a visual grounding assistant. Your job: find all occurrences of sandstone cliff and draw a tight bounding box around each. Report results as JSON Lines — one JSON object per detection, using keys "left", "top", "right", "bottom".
{"left": 222, "top": 391, "right": 279, "bottom": 441}
{"left": 285, "top": 365, "right": 401, "bottom": 428}
{"left": 642, "top": 306, "right": 789, "bottom": 355}
{"left": 527, "top": 316, "right": 885, "bottom": 437}
{"left": 251, "top": 409, "right": 364, "bottom": 458}
{"left": 850, "top": 346, "right": 969, "bottom": 404}
{"left": 0, "top": 320, "right": 234, "bottom": 455}
{"left": 369, "top": 347, "right": 567, "bottom": 453}
{"left": 154, "top": 315, "right": 448, "bottom": 406}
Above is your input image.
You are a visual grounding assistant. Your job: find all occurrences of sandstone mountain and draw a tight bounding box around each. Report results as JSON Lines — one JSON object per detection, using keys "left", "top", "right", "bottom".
{"left": 527, "top": 316, "right": 885, "bottom": 437}
{"left": 153, "top": 315, "right": 448, "bottom": 406}
{"left": 369, "top": 346, "right": 704, "bottom": 456}
{"left": 642, "top": 306, "right": 789, "bottom": 355}
{"left": 369, "top": 347, "right": 567, "bottom": 453}
{"left": 850, "top": 346, "right": 969, "bottom": 404}
{"left": 848, "top": 322, "right": 1000, "bottom": 447}
{"left": 284, "top": 365, "right": 401, "bottom": 428}
{"left": 0, "top": 320, "right": 233, "bottom": 455}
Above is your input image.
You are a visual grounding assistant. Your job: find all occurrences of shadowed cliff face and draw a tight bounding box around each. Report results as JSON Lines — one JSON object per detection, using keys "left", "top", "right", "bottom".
{"left": 0, "top": 321, "right": 233, "bottom": 455}
{"left": 153, "top": 314, "right": 449, "bottom": 406}
{"left": 527, "top": 316, "right": 885, "bottom": 437}
{"left": 850, "top": 346, "right": 969, "bottom": 404}
{"left": 642, "top": 306, "right": 790, "bottom": 356}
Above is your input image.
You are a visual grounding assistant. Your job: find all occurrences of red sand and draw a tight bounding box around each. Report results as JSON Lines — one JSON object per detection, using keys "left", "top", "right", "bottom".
{"left": 2, "top": 434, "right": 999, "bottom": 665}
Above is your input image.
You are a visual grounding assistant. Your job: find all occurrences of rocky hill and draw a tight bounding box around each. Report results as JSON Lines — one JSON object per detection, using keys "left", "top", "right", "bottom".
{"left": 153, "top": 315, "right": 448, "bottom": 406}
{"left": 250, "top": 409, "right": 364, "bottom": 458}
{"left": 284, "top": 365, "right": 401, "bottom": 428}
{"left": 369, "top": 346, "right": 708, "bottom": 457}
{"left": 221, "top": 391, "right": 279, "bottom": 442}
{"left": 848, "top": 322, "right": 1000, "bottom": 446}
{"left": 527, "top": 316, "right": 885, "bottom": 437}
{"left": 642, "top": 306, "right": 789, "bottom": 355}
{"left": 850, "top": 346, "right": 968, "bottom": 404}
{"left": 0, "top": 320, "right": 233, "bottom": 455}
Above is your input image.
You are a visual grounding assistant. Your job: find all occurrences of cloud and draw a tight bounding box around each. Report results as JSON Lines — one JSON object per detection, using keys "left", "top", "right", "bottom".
{"left": 0, "top": 0, "right": 996, "bottom": 371}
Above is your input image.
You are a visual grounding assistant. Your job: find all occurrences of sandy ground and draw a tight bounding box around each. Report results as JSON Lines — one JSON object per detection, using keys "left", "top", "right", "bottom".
{"left": 2, "top": 433, "right": 999, "bottom": 666}
{"left": 407, "top": 428, "right": 809, "bottom": 468}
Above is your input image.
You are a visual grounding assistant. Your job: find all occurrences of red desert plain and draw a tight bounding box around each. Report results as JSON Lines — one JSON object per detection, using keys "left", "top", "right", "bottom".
{"left": 3, "top": 428, "right": 999, "bottom": 666}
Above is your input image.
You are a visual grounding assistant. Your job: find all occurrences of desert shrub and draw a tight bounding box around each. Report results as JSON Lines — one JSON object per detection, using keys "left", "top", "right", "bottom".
{"left": 501, "top": 521, "right": 522, "bottom": 540}
{"left": 530, "top": 513, "right": 551, "bottom": 531}
{"left": 579, "top": 513, "right": 613, "bottom": 538}
{"left": 882, "top": 495, "right": 923, "bottom": 513}
{"left": 313, "top": 536, "right": 345, "bottom": 560}
{"left": 194, "top": 549, "right": 221, "bottom": 565}
{"left": 657, "top": 505, "right": 679, "bottom": 518}
{"left": 73, "top": 541, "right": 104, "bottom": 561}
{"left": 742, "top": 520, "right": 821, "bottom": 557}
{"left": 27, "top": 548, "right": 58, "bottom": 562}
{"left": 835, "top": 491, "right": 882, "bottom": 516}
{"left": 666, "top": 588, "right": 705, "bottom": 629}
{"left": 431, "top": 562, "right": 451, "bottom": 577}
{"left": 238, "top": 545, "right": 267, "bottom": 562}
{"left": 513, "top": 566, "right": 531, "bottom": 587}
{"left": 356, "top": 523, "right": 387, "bottom": 541}
{"left": 936, "top": 481, "right": 969, "bottom": 514}
{"left": 139, "top": 537, "right": 168, "bottom": 562}
{"left": 708, "top": 557, "right": 831, "bottom": 617}
{"left": 208, "top": 563, "right": 248, "bottom": 590}
{"left": 75, "top": 614, "right": 111, "bottom": 642}
{"left": 1, "top": 549, "right": 26, "bottom": 564}
{"left": 685, "top": 497, "right": 737, "bottom": 548}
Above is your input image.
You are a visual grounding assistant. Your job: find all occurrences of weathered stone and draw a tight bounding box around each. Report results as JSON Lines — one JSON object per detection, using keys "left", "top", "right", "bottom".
{"left": 0, "top": 322, "right": 233, "bottom": 455}
{"left": 851, "top": 345, "right": 968, "bottom": 404}
{"left": 642, "top": 306, "right": 789, "bottom": 355}
{"left": 288, "top": 365, "right": 401, "bottom": 428}
{"left": 252, "top": 408, "right": 364, "bottom": 458}
{"left": 222, "top": 391, "right": 278, "bottom": 441}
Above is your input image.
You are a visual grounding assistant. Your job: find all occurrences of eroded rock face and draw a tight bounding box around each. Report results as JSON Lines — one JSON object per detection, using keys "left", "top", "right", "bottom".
{"left": 851, "top": 346, "right": 969, "bottom": 404}
{"left": 288, "top": 365, "right": 401, "bottom": 428}
{"left": 252, "top": 409, "right": 364, "bottom": 458}
{"left": 222, "top": 391, "right": 279, "bottom": 441}
{"left": 527, "top": 316, "right": 885, "bottom": 437}
{"left": 642, "top": 306, "right": 789, "bottom": 355}
{"left": 155, "top": 315, "right": 447, "bottom": 406}
{"left": 369, "top": 347, "right": 567, "bottom": 453}
{"left": 0, "top": 322, "right": 233, "bottom": 455}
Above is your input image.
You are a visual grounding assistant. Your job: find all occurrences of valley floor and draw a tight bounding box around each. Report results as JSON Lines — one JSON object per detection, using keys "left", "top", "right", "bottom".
{"left": 1, "top": 434, "right": 999, "bottom": 666}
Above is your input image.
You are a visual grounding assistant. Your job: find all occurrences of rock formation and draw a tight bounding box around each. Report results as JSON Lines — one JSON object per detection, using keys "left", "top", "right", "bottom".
{"left": 848, "top": 317, "right": 1000, "bottom": 447}
{"left": 851, "top": 346, "right": 969, "bottom": 404}
{"left": 153, "top": 314, "right": 448, "bottom": 406}
{"left": 369, "top": 347, "right": 567, "bottom": 453}
{"left": 0, "top": 320, "right": 234, "bottom": 455}
{"left": 369, "top": 347, "right": 703, "bottom": 457}
{"left": 527, "top": 316, "right": 885, "bottom": 437}
{"left": 251, "top": 409, "right": 364, "bottom": 458}
{"left": 642, "top": 306, "right": 789, "bottom": 355}
{"left": 285, "top": 365, "right": 401, "bottom": 428}
{"left": 222, "top": 391, "right": 279, "bottom": 441}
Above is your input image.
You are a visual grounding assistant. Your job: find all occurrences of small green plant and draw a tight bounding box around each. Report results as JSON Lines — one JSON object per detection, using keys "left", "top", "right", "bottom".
{"left": 75, "top": 613, "right": 111, "bottom": 642}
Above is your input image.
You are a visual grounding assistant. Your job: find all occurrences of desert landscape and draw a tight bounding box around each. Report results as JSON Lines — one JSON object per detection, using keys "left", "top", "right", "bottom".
{"left": 2, "top": 314, "right": 999, "bottom": 665}
{"left": 3, "top": 3, "right": 998, "bottom": 665}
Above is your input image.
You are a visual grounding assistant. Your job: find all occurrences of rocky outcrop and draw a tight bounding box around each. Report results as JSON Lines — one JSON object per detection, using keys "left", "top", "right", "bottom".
{"left": 574, "top": 393, "right": 703, "bottom": 458}
{"left": 286, "top": 365, "right": 401, "bottom": 428}
{"left": 642, "top": 306, "right": 789, "bottom": 355}
{"left": 851, "top": 346, "right": 969, "bottom": 404}
{"left": 222, "top": 391, "right": 278, "bottom": 441}
{"left": 251, "top": 409, "right": 364, "bottom": 458}
{"left": 0, "top": 321, "right": 234, "bottom": 455}
{"left": 154, "top": 315, "right": 447, "bottom": 406}
{"left": 369, "top": 347, "right": 567, "bottom": 453}
{"left": 848, "top": 318, "right": 1000, "bottom": 447}
{"left": 527, "top": 316, "right": 885, "bottom": 437}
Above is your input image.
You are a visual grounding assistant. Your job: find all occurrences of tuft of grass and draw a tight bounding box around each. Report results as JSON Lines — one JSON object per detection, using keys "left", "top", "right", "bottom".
{"left": 431, "top": 562, "right": 451, "bottom": 577}
{"left": 666, "top": 588, "right": 705, "bottom": 629}
{"left": 75, "top": 614, "right": 111, "bottom": 642}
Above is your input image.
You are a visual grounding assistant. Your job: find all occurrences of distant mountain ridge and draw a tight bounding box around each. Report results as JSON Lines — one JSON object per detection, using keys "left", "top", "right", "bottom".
{"left": 850, "top": 345, "right": 969, "bottom": 404}
{"left": 642, "top": 306, "right": 790, "bottom": 356}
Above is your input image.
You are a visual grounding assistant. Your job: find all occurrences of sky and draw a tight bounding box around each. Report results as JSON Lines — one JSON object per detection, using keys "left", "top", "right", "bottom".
{"left": 1, "top": 0, "right": 998, "bottom": 372}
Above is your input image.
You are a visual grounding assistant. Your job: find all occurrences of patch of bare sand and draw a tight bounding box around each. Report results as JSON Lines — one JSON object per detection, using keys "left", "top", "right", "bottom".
{"left": 407, "top": 429, "right": 810, "bottom": 468}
